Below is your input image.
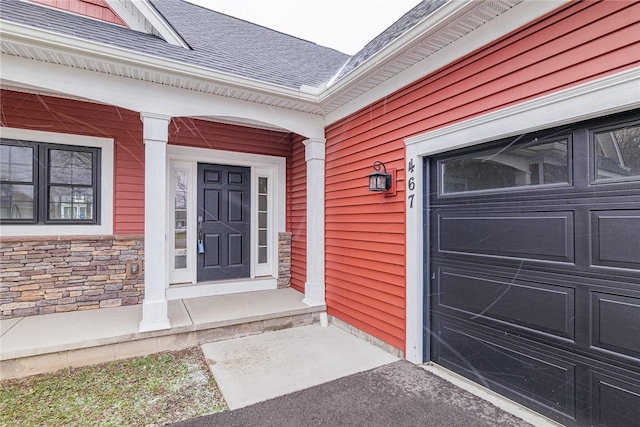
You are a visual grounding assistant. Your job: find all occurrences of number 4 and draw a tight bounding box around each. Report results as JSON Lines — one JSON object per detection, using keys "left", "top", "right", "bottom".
{"left": 408, "top": 158, "right": 415, "bottom": 174}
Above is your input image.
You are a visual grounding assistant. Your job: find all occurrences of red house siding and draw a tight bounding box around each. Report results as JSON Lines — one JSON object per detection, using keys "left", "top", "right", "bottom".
{"left": 324, "top": 0, "right": 640, "bottom": 352}
{"left": 29, "top": 0, "right": 127, "bottom": 26}
{"left": 0, "top": 91, "right": 299, "bottom": 238}
{"left": 289, "top": 135, "right": 307, "bottom": 293}
{"left": 0, "top": 90, "right": 143, "bottom": 235}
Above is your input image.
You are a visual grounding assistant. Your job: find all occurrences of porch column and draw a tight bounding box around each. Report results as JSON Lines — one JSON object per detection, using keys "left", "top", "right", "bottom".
{"left": 139, "top": 112, "right": 171, "bottom": 332}
{"left": 302, "top": 138, "right": 326, "bottom": 306}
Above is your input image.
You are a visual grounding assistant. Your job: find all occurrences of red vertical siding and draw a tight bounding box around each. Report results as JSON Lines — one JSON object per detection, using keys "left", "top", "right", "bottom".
{"left": 324, "top": 0, "right": 640, "bottom": 352}
{"left": 29, "top": 0, "right": 127, "bottom": 26}
{"left": 289, "top": 135, "right": 307, "bottom": 293}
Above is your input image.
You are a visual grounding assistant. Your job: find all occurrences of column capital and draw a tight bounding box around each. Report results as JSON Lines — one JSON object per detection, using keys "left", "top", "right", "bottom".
{"left": 303, "top": 137, "right": 326, "bottom": 161}
{"left": 140, "top": 112, "right": 172, "bottom": 122}
{"left": 140, "top": 112, "right": 171, "bottom": 143}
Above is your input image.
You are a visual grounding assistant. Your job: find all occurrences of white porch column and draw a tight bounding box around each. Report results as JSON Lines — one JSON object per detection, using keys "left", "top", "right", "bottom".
{"left": 302, "top": 138, "right": 326, "bottom": 306}
{"left": 139, "top": 112, "right": 171, "bottom": 332}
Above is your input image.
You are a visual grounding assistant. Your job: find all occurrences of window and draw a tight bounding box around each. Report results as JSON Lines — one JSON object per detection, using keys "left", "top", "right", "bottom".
{"left": 593, "top": 122, "right": 640, "bottom": 182}
{"left": 173, "top": 168, "right": 188, "bottom": 270}
{"left": 0, "top": 139, "right": 100, "bottom": 224}
{"left": 257, "top": 176, "right": 268, "bottom": 264}
{"left": 440, "top": 137, "right": 570, "bottom": 194}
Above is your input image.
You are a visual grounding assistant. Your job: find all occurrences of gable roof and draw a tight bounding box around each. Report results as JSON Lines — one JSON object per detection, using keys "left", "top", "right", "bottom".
{"left": 0, "top": 0, "right": 349, "bottom": 90}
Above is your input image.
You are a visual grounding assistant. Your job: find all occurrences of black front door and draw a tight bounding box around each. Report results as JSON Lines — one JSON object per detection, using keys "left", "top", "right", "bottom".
{"left": 197, "top": 163, "right": 250, "bottom": 281}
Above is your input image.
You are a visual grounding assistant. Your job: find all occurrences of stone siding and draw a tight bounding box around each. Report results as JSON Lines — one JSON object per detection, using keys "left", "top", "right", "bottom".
{"left": 0, "top": 235, "right": 144, "bottom": 319}
{"left": 277, "top": 232, "right": 292, "bottom": 288}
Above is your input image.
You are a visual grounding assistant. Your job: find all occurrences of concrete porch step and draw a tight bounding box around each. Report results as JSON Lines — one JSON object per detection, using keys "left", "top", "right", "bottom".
{"left": 0, "top": 288, "right": 324, "bottom": 380}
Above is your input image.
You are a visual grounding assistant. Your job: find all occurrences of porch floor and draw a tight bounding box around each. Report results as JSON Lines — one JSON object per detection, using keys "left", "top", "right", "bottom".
{"left": 0, "top": 288, "right": 324, "bottom": 379}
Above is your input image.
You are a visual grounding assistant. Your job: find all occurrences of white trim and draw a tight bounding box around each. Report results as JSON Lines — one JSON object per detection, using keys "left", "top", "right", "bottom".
{"left": 0, "top": 127, "right": 114, "bottom": 237}
{"left": 166, "top": 145, "right": 286, "bottom": 288}
{"left": 253, "top": 168, "right": 276, "bottom": 277}
{"left": 0, "top": 22, "right": 318, "bottom": 106}
{"left": 130, "top": 0, "right": 189, "bottom": 48}
{"left": 103, "top": 0, "right": 147, "bottom": 33}
{"left": 403, "top": 68, "right": 640, "bottom": 363}
{"left": 167, "top": 161, "right": 195, "bottom": 284}
{"left": 323, "top": 1, "right": 570, "bottom": 125}
{"left": 302, "top": 138, "right": 326, "bottom": 306}
{"left": 166, "top": 278, "right": 276, "bottom": 300}
{"left": 405, "top": 68, "right": 640, "bottom": 152}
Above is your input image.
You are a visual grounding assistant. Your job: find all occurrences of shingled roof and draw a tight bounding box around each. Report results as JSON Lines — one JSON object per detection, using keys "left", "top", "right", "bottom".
{"left": 1, "top": 0, "right": 449, "bottom": 91}
{"left": 0, "top": 0, "right": 349, "bottom": 90}
{"left": 335, "top": 0, "right": 447, "bottom": 81}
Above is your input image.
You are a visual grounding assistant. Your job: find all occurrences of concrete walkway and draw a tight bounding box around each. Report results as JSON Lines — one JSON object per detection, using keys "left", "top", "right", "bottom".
{"left": 0, "top": 288, "right": 323, "bottom": 379}
{"left": 174, "top": 360, "right": 535, "bottom": 427}
{"left": 201, "top": 324, "right": 399, "bottom": 409}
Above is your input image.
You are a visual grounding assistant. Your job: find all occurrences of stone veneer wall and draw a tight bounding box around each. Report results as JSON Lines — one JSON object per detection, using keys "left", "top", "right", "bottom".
{"left": 1, "top": 232, "right": 294, "bottom": 319}
{"left": 277, "top": 232, "right": 292, "bottom": 289}
{"left": 0, "top": 235, "right": 144, "bottom": 319}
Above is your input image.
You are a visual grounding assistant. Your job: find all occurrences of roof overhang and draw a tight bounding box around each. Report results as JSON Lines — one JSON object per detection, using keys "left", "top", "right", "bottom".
{"left": 0, "top": 0, "right": 571, "bottom": 129}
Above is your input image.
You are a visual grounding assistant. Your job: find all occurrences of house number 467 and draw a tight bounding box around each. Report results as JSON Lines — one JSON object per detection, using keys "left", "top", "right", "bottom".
{"left": 407, "top": 158, "right": 416, "bottom": 208}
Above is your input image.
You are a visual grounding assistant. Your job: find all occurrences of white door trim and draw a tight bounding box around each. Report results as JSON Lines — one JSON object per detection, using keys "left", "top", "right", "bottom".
{"left": 166, "top": 144, "right": 286, "bottom": 298}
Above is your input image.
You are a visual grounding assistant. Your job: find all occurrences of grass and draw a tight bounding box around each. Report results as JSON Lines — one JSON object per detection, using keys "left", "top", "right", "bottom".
{"left": 0, "top": 347, "right": 228, "bottom": 427}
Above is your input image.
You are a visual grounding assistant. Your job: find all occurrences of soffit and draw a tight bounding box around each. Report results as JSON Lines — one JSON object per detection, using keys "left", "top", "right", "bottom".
{"left": 320, "top": 0, "right": 524, "bottom": 114}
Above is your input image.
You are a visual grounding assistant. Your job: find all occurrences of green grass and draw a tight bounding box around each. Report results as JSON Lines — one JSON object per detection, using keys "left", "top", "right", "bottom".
{"left": 0, "top": 347, "right": 227, "bottom": 427}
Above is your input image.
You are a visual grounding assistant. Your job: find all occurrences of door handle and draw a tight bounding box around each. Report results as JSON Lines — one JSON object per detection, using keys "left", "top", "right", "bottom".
{"left": 197, "top": 216, "right": 205, "bottom": 254}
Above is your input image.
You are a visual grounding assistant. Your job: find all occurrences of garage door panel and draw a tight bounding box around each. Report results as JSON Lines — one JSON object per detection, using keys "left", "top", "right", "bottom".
{"left": 591, "top": 292, "right": 640, "bottom": 358}
{"left": 438, "top": 211, "right": 574, "bottom": 263}
{"left": 591, "top": 372, "right": 640, "bottom": 427}
{"left": 434, "top": 317, "right": 577, "bottom": 421}
{"left": 437, "top": 268, "right": 575, "bottom": 340}
{"left": 428, "top": 111, "right": 640, "bottom": 426}
{"left": 590, "top": 210, "right": 640, "bottom": 269}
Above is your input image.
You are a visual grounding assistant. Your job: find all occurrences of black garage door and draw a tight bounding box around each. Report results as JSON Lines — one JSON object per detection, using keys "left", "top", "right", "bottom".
{"left": 427, "top": 110, "right": 640, "bottom": 426}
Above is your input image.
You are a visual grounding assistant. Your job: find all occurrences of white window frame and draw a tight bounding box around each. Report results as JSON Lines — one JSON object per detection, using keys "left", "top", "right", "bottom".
{"left": 0, "top": 127, "right": 114, "bottom": 237}
{"left": 165, "top": 144, "right": 285, "bottom": 290}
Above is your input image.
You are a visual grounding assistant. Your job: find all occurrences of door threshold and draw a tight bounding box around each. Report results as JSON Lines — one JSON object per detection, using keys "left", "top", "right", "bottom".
{"left": 166, "top": 277, "right": 277, "bottom": 300}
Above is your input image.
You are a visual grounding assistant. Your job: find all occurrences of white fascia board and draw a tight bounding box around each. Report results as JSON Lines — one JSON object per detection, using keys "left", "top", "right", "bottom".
{"left": 323, "top": 0, "right": 571, "bottom": 126}
{"left": 322, "top": 0, "right": 474, "bottom": 99}
{"left": 0, "top": 20, "right": 319, "bottom": 105}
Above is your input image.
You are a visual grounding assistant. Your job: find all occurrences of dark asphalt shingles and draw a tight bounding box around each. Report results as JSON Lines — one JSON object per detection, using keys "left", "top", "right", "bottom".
{"left": 173, "top": 360, "right": 531, "bottom": 427}
{"left": 0, "top": 0, "right": 348, "bottom": 89}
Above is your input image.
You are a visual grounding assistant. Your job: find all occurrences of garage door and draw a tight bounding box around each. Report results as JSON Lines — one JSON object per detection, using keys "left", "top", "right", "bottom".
{"left": 427, "top": 110, "right": 640, "bottom": 426}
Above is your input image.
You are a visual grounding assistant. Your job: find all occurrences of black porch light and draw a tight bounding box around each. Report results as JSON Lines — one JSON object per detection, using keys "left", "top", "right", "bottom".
{"left": 368, "top": 161, "right": 392, "bottom": 192}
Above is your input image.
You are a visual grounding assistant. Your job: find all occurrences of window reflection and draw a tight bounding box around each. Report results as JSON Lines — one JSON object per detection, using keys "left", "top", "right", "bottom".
{"left": 595, "top": 124, "right": 640, "bottom": 181}
{"left": 442, "top": 138, "right": 569, "bottom": 194}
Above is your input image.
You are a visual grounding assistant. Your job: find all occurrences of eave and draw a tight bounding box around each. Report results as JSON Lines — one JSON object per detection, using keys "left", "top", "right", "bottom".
{"left": 0, "top": 20, "right": 324, "bottom": 115}
{"left": 0, "top": 0, "right": 572, "bottom": 130}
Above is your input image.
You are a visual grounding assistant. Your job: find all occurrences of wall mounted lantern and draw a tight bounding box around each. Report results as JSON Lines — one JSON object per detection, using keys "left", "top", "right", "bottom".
{"left": 368, "top": 161, "right": 394, "bottom": 193}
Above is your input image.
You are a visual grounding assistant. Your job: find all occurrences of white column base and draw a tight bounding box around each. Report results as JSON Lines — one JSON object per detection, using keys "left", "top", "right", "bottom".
{"left": 302, "top": 281, "right": 326, "bottom": 307}
{"left": 138, "top": 300, "right": 171, "bottom": 332}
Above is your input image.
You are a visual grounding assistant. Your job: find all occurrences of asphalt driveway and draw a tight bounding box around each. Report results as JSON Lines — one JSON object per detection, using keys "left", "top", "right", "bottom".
{"left": 173, "top": 360, "right": 534, "bottom": 427}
